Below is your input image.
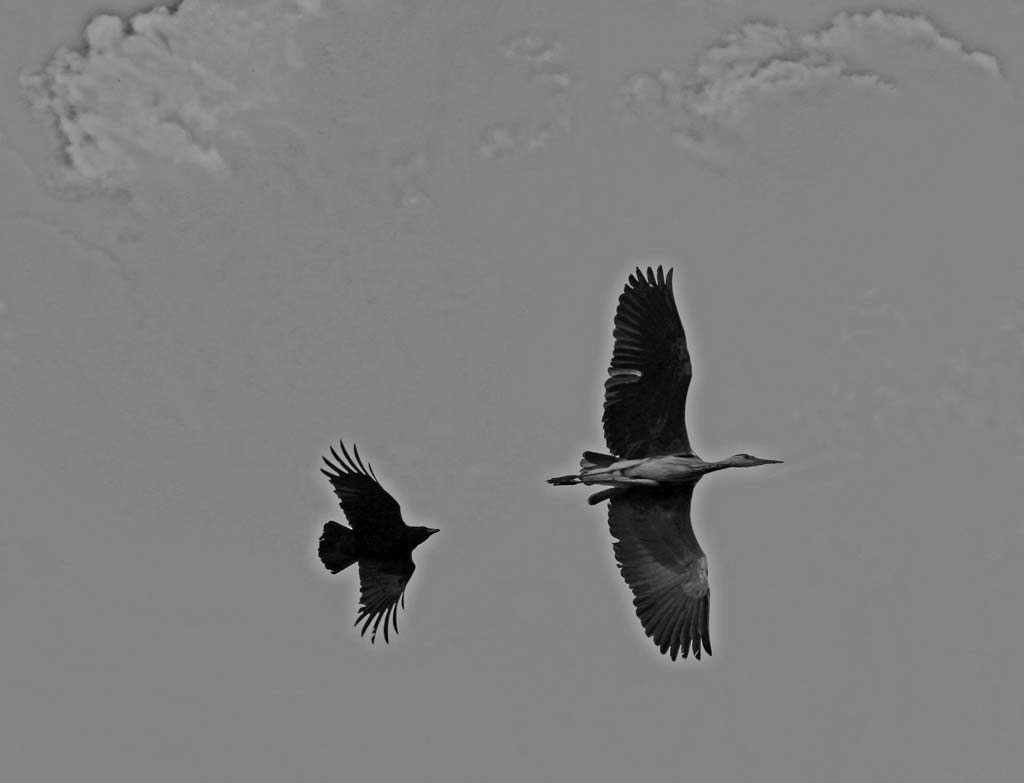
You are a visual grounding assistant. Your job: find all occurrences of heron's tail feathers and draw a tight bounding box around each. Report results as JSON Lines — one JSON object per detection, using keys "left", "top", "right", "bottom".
{"left": 581, "top": 451, "right": 616, "bottom": 469}
{"left": 588, "top": 487, "right": 626, "bottom": 505}
{"left": 550, "top": 451, "right": 620, "bottom": 485}
{"left": 318, "top": 521, "right": 358, "bottom": 574}
{"left": 547, "top": 474, "right": 581, "bottom": 486}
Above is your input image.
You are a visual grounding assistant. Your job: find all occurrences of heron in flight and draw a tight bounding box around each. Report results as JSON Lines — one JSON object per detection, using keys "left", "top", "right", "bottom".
{"left": 548, "top": 266, "right": 781, "bottom": 660}
{"left": 318, "top": 440, "right": 438, "bottom": 644}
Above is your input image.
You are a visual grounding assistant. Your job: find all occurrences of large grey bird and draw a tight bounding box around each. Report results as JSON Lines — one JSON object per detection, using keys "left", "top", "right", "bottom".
{"left": 548, "top": 266, "right": 781, "bottom": 660}
{"left": 318, "top": 441, "right": 438, "bottom": 644}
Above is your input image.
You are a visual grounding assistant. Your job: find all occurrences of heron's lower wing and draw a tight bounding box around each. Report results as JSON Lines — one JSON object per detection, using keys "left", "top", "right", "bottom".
{"left": 355, "top": 556, "right": 416, "bottom": 644}
{"left": 607, "top": 484, "right": 711, "bottom": 660}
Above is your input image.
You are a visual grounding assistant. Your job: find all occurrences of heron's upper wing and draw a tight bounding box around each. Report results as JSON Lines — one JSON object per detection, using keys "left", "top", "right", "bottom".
{"left": 607, "top": 484, "right": 711, "bottom": 660}
{"left": 603, "top": 266, "right": 692, "bottom": 459}
{"left": 355, "top": 556, "right": 416, "bottom": 644}
{"left": 321, "top": 441, "right": 404, "bottom": 535}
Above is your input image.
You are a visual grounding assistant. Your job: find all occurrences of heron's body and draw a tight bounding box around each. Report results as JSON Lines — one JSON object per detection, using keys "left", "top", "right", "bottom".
{"left": 546, "top": 266, "right": 780, "bottom": 660}
{"left": 575, "top": 453, "right": 725, "bottom": 486}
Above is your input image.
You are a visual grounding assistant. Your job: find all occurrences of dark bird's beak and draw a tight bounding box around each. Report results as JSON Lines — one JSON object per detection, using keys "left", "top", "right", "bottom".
{"left": 426, "top": 528, "right": 440, "bottom": 536}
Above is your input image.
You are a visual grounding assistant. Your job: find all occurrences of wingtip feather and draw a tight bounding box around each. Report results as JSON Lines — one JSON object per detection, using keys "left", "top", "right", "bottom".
{"left": 339, "top": 441, "right": 356, "bottom": 472}
{"left": 352, "top": 442, "right": 369, "bottom": 474}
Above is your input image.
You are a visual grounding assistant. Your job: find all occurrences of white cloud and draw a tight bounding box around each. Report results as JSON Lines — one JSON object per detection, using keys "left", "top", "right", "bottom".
{"left": 803, "top": 11, "right": 1003, "bottom": 78}
{"left": 20, "top": 0, "right": 321, "bottom": 185}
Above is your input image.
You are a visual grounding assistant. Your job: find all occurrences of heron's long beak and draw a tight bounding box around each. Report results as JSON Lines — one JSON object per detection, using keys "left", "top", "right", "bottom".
{"left": 760, "top": 459, "right": 784, "bottom": 465}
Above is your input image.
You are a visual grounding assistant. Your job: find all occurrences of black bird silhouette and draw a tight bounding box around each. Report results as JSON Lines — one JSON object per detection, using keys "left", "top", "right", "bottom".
{"left": 548, "top": 266, "right": 781, "bottom": 660}
{"left": 318, "top": 441, "right": 438, "bottom": 643}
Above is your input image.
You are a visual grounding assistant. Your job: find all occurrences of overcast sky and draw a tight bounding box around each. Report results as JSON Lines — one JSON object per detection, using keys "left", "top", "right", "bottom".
{"left": 2, "top": 0, "right": 1022, "bottom": 780}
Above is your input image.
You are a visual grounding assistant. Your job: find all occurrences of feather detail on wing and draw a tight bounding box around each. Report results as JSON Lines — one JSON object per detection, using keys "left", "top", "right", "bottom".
{"left": 603, "top": 266, "right": 693, "bottom": 459}
{"left": 321, "top": 441, "right": 404, "bottom": 535}
{"left": 607, "top": 484, "right": 711, "bottom": 660}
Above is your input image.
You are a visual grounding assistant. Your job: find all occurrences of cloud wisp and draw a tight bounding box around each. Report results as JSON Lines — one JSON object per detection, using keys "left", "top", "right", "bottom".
{"left": 802, "top": 10, "right": 1002, "bottom": 78}
{"left": 618, "top": 10, "right": 1002, "bottom": 161}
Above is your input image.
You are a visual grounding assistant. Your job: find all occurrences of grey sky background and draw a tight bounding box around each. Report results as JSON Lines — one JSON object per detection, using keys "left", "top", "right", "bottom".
{"left": 2, "top": 0, "right": 1022, "bottom": 780}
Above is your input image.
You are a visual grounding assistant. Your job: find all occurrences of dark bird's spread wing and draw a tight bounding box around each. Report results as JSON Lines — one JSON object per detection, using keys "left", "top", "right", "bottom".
{"left": 356, "top": 556, "right": 415, "bottom": 643}
{"left": 603, "top": 266, "right": 693, "bottom": 459}
{"left": 321, "top": 441, "right": 404, "bottom": 535}
{"left": 608, "top": 484, "right": 711, "bottom": 660}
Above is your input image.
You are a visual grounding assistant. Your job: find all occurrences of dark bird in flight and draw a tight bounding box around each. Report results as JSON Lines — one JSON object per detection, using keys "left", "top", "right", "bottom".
{"left": 548, "top": 266, "right": 781, "bottom": 660}
{"left": 318, "top": 440, "right": 438, "bottom": 644}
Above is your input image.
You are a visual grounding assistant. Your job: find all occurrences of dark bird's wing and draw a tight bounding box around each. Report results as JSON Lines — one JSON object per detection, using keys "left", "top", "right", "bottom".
{"left": 355, "top": 556, "right": 416, "bottom": 643}
{"left": 603, "top": 266, "right": 693, "bottom": 459}
{"left": 607, "top": 484, "right": 711, "bottom": 660}
{"left": 321, "top": 441, "right": 404, "bottom": 535}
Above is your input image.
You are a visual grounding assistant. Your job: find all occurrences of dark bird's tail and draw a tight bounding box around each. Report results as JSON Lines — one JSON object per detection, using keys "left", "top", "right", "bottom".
{"left": 319, "top": 521, "right": 358, "bottom": 574}
{"left": 547, "top": 474, "right": 581, "bottom": 486}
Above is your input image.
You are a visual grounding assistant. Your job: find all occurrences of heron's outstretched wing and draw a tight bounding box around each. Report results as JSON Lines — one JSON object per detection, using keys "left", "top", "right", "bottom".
{"left": 603, "top": 266, "right": 692, "bottom": 459}
{"left": 607, "top": 484, "right": 711, "bottom": 660}
{"left": 355, "top": 556, "right": 416, "bottom": 644}
{"left": 321, "top": 441, "right": 404, "bottom": 535}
